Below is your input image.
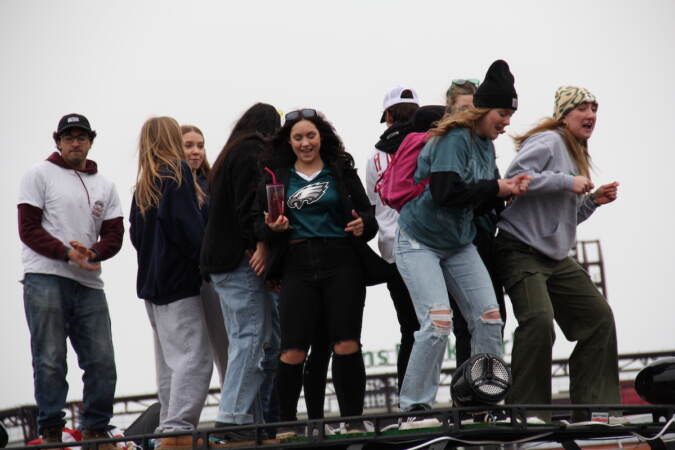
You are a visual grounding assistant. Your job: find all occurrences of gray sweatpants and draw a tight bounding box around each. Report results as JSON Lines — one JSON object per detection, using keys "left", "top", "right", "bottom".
{"left": 145, "top": 296, "right": 213, "bottom": 431}
{"left": 201, "top": 281, "right": 229, "bottom": 386}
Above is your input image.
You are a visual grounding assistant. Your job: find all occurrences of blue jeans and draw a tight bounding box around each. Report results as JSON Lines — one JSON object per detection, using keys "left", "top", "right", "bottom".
{"left": 211, "top": 257, "right": 278, "bottom": 425}
{"left": 22, "top": 273, "right": 116, "bottom": 432}
{"left": 394, "top": 229, "right": 503, "bottom": 410}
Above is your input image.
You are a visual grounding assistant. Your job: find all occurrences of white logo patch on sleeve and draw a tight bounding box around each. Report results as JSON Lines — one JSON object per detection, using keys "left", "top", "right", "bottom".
{"left": 288, "top": 182, "right": 329, "bottom": 209}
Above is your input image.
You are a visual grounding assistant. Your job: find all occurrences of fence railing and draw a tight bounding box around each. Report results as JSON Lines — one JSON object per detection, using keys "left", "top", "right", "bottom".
{"left": 2, "top": 350, "right": 673, "bottom": 446}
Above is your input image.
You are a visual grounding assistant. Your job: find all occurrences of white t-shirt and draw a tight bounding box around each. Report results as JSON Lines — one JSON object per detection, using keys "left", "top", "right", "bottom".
{"left": 18, "top": 160, "right": 123, "bottom": 289}
{"left": 365, "top": 150, "right": 399, "bottom": 263}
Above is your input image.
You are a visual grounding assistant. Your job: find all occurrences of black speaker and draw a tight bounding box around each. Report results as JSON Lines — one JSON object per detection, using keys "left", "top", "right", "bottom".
{"left": 451, "top": 353, "right": 511, "bottom": 406}
{"left": 635, "top": 357, "right": 675, "bottom": 404}
{"left": 0, "top": 422, "right": 8, "bottom": 448}
{"left": 124, "top": 402, "right": 160, "bottom": 439}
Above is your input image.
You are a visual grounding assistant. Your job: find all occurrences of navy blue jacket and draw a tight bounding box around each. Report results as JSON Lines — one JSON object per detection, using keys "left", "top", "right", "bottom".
{"left": 130, "top": 161, "right": 204, "bottom": 304}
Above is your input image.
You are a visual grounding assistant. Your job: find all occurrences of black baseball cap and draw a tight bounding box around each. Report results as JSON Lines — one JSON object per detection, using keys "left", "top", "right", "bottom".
{"left": 55, "top": 113, "right": 95, "bottom": 136}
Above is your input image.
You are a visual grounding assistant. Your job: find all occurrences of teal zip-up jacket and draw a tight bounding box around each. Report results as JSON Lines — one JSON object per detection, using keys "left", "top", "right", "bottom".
{"left": 398, "top": 127, "right": 499, "bottom": 250}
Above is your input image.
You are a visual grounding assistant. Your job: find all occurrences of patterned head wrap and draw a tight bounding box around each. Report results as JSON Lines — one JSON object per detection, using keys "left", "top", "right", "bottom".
{"left": 553, "top": 86, "right": 597, "bottom": 121}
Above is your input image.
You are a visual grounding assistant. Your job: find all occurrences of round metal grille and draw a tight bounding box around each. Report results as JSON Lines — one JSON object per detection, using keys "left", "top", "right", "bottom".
{"left": 451, "top": 353, "right": 512, "bottom": 406}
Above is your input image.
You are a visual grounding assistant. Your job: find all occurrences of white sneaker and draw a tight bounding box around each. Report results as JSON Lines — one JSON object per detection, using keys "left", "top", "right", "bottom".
{"left": 497, "top": 416, "right": 547, "bottom": 425}
{"left": 398, "top": 416, "right": 442, "bottom": 430}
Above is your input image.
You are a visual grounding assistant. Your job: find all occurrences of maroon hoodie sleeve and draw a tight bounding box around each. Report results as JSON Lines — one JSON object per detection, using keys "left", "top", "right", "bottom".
{"left": 90, "top": 217, "right": 124, "bottom": 262}
{"left": 18, "top": 203, "right": 69, "bottom": 261}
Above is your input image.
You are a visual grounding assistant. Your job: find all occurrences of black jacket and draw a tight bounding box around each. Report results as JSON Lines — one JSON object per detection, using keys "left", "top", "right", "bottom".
{"left": 200, "top": 137, "right": 265, "bottom": 276}
{"left": 255, "top": 158, "right": 392, "bottom": 285}
{"left": 129, "top": 161, "right": 204, "bottom": 305}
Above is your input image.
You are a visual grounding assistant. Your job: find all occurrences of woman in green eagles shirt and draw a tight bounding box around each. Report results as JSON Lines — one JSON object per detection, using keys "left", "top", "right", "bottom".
{"left": 259, "top": 109, "right": 383, "bottom": 437}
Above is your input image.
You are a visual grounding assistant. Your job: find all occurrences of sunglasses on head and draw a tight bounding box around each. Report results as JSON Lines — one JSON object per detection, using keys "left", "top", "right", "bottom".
{"left": 284, "top": 109, "right": 317, "bottom": 121}
{"left": 451, "top": 78, "right": 480, "bottom": 87}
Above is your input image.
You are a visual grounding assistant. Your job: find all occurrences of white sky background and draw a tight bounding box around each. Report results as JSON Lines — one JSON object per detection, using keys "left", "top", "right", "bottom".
{"left": 1, "top": 0, "right": 674, "bottom": 409}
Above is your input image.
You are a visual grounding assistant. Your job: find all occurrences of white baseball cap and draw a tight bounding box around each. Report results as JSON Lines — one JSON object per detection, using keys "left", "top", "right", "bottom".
{"left": 381, "top": 85, "right": 420, "bottom": 122}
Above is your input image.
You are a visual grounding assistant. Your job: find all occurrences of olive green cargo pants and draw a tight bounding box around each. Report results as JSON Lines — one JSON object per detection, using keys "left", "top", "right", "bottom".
{"left": 494, "top": 231, "right": 620, "bottom": 420}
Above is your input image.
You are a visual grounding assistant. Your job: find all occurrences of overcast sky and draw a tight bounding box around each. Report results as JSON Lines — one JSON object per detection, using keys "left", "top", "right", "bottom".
{"left": 1, "top": 0, "right": 674, "bottom": 410}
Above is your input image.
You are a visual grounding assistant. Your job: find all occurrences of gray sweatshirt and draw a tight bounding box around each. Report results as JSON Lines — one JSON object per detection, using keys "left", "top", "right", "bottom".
{"left": 498, "top": 130, "right": 598, "bottom": 261}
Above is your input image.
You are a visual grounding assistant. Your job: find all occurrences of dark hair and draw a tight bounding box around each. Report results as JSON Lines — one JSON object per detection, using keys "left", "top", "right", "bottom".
{"left": 208, "top": 103, "right": 281, "bottom": 187}
{"left": 411, "top": 105, "right": 447, "bottom": 132}
{"left": 387, "top": 102, "right": 419, "bottom": 124}
{"left": 268, "top": 109, "right": 354, "bottom": 169}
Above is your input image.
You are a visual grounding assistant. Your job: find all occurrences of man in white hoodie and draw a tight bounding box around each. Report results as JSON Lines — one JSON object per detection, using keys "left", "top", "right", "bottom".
{"left": 364, "top": 86, "right": 420, "bottom": 392}
{"left": 18, "top": 113, "right": 123, "bottom": 446}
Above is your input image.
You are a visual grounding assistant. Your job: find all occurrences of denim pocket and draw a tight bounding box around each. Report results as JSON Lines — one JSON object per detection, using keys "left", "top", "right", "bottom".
{"left": 398, "top": 228, "right": 420, "bottom": 250}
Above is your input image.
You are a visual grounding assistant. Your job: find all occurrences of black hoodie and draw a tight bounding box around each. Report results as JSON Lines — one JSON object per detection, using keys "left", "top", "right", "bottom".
{"left": 374, "top": 121, "right": 414, "bottom": 154}
{"left": 200, "top": 137, "right": 265, "bottom": 276}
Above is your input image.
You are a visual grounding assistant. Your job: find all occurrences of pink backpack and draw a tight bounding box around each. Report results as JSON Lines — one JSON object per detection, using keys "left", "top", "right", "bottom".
{"left": 375, "top": 132, "right": 430, "bottom": 212}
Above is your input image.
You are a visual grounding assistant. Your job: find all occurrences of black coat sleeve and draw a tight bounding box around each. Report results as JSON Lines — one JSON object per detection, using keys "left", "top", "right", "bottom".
{"left": 343, "top": 166, "right": 378, "bottom": 242}
{"left": 430, "top": 171, "right": 499, "bottom": 209}
{"left": 473, "top": 168, "right": 505, "bottom": 217}
{"left": 228, "top": 143, "right": 264, "bottom": 248}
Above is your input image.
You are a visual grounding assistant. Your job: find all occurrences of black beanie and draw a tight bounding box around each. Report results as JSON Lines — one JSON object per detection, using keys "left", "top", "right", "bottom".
{"left": 411, "top": 105, "right": 447, "bottom": 132}
{"left": 473, "top": 60, "right": 518, "bottom": 110}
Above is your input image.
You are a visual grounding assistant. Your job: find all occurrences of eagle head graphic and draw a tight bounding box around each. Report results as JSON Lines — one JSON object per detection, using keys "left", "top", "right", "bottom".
{"left": 287, "top": 182, "right": 329, "bottom": 209}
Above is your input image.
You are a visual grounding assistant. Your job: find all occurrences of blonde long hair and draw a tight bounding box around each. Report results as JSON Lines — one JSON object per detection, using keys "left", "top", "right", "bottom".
{"left": 428, "top": 106, "right": 490, "bottom": 138}
{"left": 134, "top": 116, "right": 186, "bottom": 215}
{"left": 513, "top": 118, "right": 592, "bottom": 177}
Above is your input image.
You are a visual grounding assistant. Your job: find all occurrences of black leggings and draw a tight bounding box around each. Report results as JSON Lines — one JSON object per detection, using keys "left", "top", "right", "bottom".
{"left": 277, "top": 238, "right": 366, "bottom": 420}
{"left": 385, "top": 265, "right": 419, "bottom": 393}
{"left": 303, "top": 326, "right": 331, "bottom": 419}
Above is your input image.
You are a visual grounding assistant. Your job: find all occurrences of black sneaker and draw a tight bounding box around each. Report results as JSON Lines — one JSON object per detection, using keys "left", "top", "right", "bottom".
{"left": 212, "top": 422, "right": 260, "bottom": 443}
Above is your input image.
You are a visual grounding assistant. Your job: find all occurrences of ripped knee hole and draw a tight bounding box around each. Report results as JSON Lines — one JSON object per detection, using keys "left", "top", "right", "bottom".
{"left": 333, "top": 340, "right": 360, "bottom": 355}
{"left": 481, "top": 307, "right": 502, "bottom": 322}
{"left": 429, "top": 305, "right": 453, "bottom": 335}
{"left": 280, "top": 349, "right": 306, "bottom": 364}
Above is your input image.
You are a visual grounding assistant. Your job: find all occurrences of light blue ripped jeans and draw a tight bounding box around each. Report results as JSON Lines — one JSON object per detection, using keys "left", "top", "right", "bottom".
{"left": 394, "top": 228, "right": 503, "bottom": 411}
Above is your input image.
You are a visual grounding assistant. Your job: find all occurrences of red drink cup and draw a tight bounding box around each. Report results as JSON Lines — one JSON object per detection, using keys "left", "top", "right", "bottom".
{"left": 266, "top": 184, "right": 285, "bottom": 222}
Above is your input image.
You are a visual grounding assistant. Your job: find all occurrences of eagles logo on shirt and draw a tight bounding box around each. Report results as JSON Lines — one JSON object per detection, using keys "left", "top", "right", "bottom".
{"left": 288, "top": 182, "right": 329, "bottom": 209}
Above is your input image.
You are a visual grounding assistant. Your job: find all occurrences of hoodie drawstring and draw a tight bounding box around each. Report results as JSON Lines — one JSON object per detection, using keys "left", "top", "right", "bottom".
{"left": 74, "top": 170, "right": 91, "bottom": 206}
